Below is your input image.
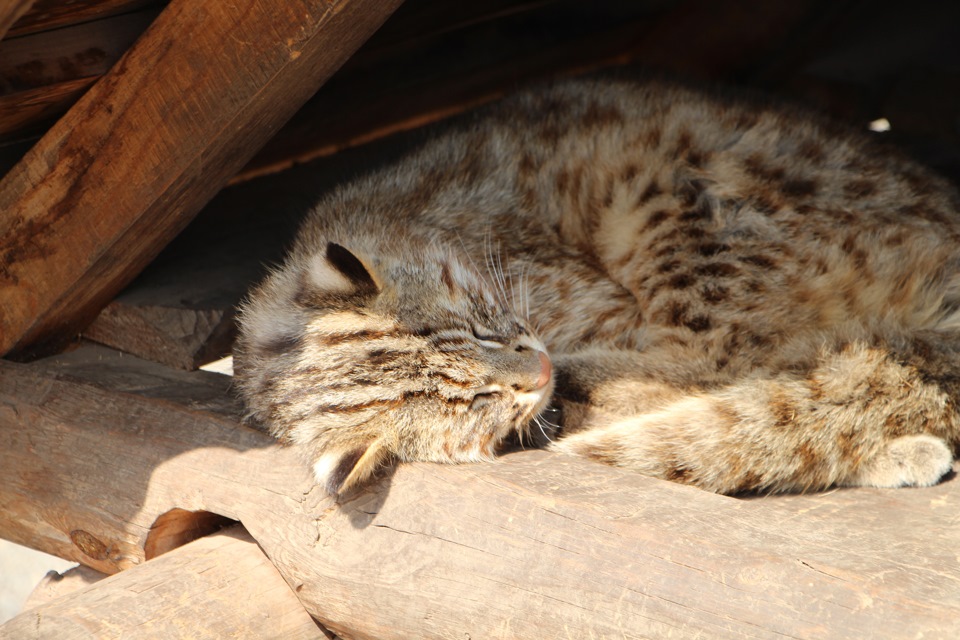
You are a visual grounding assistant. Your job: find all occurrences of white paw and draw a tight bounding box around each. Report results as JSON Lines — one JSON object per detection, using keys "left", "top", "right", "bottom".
{"left": 844, "top": 435, "right": 954, "bottom": 489}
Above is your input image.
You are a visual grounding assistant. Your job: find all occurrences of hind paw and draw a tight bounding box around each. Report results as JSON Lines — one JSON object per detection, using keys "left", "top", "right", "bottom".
{"left": 843, "top": 435, "right": 954, "bottom": 489}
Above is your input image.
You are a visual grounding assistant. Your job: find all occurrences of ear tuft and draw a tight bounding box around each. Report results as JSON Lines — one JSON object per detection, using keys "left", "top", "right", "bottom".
{"left": 313, "top": 439, "right": 388, "bottom": 496}
{"left": 325, "top": 242, "right": 380, "bottom": 294}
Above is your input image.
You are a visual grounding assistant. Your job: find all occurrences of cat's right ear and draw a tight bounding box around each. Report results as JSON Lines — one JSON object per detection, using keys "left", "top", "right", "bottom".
{"left": 304, "top": 242, "right": 382, "bottom": 298}
{"left": 313, "top": 439, "right": 389, "bottom": 497}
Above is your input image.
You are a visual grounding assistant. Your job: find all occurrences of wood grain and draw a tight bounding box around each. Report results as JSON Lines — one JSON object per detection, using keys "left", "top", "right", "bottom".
{"left": 5, "top": 0, "right": 161, "bottom": 38}
{"left": 1, "top": 344, "right": 958, "bottom": 638}
{"left": 23, "top": 565, "right": 106, "bottom": 610}
{"left": 0, "top": 0, "right": 403, "bottom": 358}
{"left": 0, "top": 0, "right": 35, "bottom": 41}
{"left": 3, "top": 526, "right": 328, "bottom": 639}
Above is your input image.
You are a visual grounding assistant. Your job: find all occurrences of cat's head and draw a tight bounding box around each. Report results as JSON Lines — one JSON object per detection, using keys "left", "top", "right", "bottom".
{"left": 235, "top": 240, "right": 553, "bottom": 496}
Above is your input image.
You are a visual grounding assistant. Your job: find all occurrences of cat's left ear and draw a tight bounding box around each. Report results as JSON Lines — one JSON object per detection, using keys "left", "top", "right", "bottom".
{"left": 313, "top": 438, "right": 390, "bottom": 496}
{"left": 304, "top": 242, "right": 383, "bottom": 298}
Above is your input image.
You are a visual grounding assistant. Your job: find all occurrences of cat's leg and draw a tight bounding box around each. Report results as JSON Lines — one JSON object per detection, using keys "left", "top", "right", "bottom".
{"left": 550, "top": 340, "right": 959, "bottom": 493}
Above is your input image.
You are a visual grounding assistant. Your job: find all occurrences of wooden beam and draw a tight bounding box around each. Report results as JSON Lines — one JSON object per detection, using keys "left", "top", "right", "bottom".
{"left": 5, "top": 0, "right": 161, "bottom": 39}
{"left": 2, "top": 525, "right": 330, "bottom": 639}
{"left": 0, "top": 0, "right": 35, "bottom": 41}
{"left": 1, "top": 345, "right": 958, "bottom": 637}
{"left": 0, "top": 9, "right": 159, "bottom": 140}
{"left": 0, "top": 0, "right": 403, "bottom": 358}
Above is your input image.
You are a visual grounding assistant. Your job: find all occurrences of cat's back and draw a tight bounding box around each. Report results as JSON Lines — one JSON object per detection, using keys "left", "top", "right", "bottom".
{"left": 489, "top": 77, "right": 960, "bottom": 340}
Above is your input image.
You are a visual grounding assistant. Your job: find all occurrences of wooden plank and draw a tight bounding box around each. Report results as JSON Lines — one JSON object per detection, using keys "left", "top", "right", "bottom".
{"left": 23, "top": 566, "right": 107, "bottom": 611}
{"left": 2, "top": 526, "right": 329, "bottom": 639}
{"left": 0, "top": 10, "right": 156, "bottom": 94}
{"left": 0, "top": 0, "right": 35, "bottom": 41}
{"left": 1, "top": 344, "right": 958, "bottom": 637}
{"left": 0, "top": 10, "right": 158, "bottom": 140}
{"left": 0, "top": 0, "right": 404, "bottom": 359}
{"left": 5, "top": 0, "right": 163, "bottom": 39}
{"left": 0, "top": 77, "right": 97, "bottom": 142}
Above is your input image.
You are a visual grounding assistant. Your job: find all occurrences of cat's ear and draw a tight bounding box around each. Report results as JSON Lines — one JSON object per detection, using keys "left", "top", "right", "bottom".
{"left": 303, "top": 242, "right": 382, "bottom": 298}
{"left": 313, "top": 438, "right": 389, "bottom": 496}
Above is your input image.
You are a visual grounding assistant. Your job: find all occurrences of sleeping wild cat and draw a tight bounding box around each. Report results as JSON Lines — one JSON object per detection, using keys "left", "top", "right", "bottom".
{"left": 234, "top": 76, "right": 960, "bottom": 496}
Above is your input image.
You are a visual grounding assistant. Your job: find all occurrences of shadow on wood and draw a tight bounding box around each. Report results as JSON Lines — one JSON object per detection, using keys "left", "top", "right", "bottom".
{"left": 1, "top": 344, "right": 958, "bottom": 638}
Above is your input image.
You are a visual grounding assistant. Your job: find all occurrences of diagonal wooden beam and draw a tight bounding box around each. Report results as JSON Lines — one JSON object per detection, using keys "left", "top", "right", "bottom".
{"left": 0, "top": 0, "right": 404, "bottom": 358}
{"left": 0, "top": 0, "right": 35, "bottom": 41}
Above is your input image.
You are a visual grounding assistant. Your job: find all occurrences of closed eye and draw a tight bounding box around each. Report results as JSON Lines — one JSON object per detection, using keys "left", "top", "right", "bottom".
{"left": 472, "top": 326, "right": 506, "bottom": 349}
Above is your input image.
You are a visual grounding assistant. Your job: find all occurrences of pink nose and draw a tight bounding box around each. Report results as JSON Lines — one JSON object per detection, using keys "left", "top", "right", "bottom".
{"left": 536, "top": 351, "right": 552, "bottom": 389}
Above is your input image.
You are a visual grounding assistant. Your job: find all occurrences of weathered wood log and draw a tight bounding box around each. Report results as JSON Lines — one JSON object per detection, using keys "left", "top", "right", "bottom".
{"left": 0, "top": 0, "right": 402, "bottom": 358}
{"left": 2, "top": 525, "right": 330, "bottom": 639}
{"left": 1, "top": 344, "right": 959, "bottom": 638}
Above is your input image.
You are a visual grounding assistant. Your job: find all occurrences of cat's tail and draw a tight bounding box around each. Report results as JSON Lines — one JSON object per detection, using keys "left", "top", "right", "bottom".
{"left": 551, "top": 337, "right": 959, "bottom": 494}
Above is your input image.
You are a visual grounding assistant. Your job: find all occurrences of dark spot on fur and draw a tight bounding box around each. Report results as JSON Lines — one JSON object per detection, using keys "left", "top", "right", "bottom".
{"left": 687, "top": 149, "right": 707, "bottom": 168}
{"left": 637, "top": 181, "right": 662, "bottom": 206}
{"left": 658, "top": 260, "right": 681, "bottom": 274}
{"left": 679, "top": 200, "right": 713, "bottom": 223}
{"left": 675, "top": 179, "right": 709, "bottom": 208}
{"left": 668, "top": 273, "right": 695, "bottom": 289}
{"left": 782, "top": 178, "right": 818, "bottom": 198}
{"left": 621, "top": 164, "right": 639, "bottom": 182}
{"left": 797, "top": 443, "right": 817, "bottom": 466}
{"left": 739, "top": 254, "right": 776, "bottom": 269}
{"left": 884, "top": 231, "right": 906, "bottom": 247}
{"left": 745, "top": 279, "right": 766, "bottom": 294}
{"left": 644, "top": 209, "right": 672, "bottom": 231}
{"left": 747, "top": 332, "right": 770, "bottom": 348}
{"left": 771, "top": 394, "right": 796, "bottom": 428}
{"left": 752, "top": 195, "right": 779, "bottom": 216}
{"left": 638, "top": 126, "right": 662, "bottom": 149}
{"left": 368, "top": 349, "right": 400, "bottom": 365}
{"left": 694, "top": 262, "right": 740, "bottom": 278}
{"left": 852, "top": 249, "right": 868, "bottom": 270}
{"left": 665, "top": 301, "right": 689, "bottom": 327}
{"left": 696, "top": 242, "right": 729, "bottom": 257}
{"left": 840, "top": 235, "right": 856, "bottom": 255}
{"left": 665, "top": 464, "right": 691, "bottom": 482}
{"left": 702, "top": 284, "right": 729, "bottom": 303}
{"left": 685, "top": 314, "right": 712, "bottom": 333}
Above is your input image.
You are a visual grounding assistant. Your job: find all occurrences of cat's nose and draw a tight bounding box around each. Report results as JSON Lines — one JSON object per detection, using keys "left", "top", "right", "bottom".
{"left": 536, "top": 351, "right": 552, "bottom": 389}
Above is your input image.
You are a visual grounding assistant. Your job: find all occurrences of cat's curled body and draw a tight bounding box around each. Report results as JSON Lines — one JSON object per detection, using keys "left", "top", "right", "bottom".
{"left": 235, "top": 76, "right": 960, "bottom": 496}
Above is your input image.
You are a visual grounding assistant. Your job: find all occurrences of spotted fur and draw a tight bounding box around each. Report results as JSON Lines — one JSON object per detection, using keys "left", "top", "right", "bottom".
{"left": 235, "top": 76, "right": 960, "bottom": 495}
